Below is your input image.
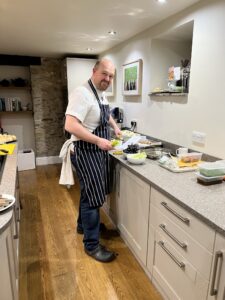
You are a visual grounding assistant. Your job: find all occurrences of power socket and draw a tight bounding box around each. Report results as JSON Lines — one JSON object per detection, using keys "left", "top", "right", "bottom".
{"left": 131, "top": 121, "right": 137, "bottom": 127}
{"left": 131, "top": 119, "right": 137, "bottom": 128}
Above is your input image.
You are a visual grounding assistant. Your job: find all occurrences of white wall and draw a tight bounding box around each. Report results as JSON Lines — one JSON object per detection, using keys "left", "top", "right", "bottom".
{"left": 66, "top": 58, "right": 96, "bottom": 94}
{"left": 102, "top": 0, "right": 225, "bottom": 159}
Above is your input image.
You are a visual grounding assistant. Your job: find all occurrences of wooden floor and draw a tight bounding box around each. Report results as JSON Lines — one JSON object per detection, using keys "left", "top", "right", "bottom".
{"left": 18, "top": 164, "right": 162, "bottom": 300}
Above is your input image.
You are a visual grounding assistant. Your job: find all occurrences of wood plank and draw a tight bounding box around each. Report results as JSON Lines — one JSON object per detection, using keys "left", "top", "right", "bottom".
{"left": 19, "top": 164, "right": 162, "bottom": 300}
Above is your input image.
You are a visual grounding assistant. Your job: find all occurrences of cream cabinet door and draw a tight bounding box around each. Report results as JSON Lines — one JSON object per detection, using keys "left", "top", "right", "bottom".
{"left": 0, "top": 221, "right": 18, "bottom": 300}
{"left": 105, "top": 161, "right": 121, "bottom": 225}
{"left": 208, "top": 233, "right": 225, "bottom": 300}
{"left": 118, "top": 167, "right": 150, "bottom": 265}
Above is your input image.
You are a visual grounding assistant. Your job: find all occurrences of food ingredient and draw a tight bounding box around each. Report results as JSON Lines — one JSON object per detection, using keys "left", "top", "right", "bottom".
{"left": 112, "top": 150, "right": 123, "bottom": 155}
{"left": 111, "top": 139, "right": 121, "bottom": 147}
{"left": 128, "top": 152, "right": 147, "bottom": 159}
{"left": 123, "top": 144, "right": 139, "bottom": 154}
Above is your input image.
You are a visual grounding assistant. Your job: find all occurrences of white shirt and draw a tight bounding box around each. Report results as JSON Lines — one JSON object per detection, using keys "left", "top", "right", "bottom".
{"left": 66, "top": 81, "right": 108, "bottom": 141}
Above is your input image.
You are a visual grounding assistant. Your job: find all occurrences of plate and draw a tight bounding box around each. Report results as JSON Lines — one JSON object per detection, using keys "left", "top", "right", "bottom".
{"left": 0, "top": 194, "right": 16, "bottom": 212}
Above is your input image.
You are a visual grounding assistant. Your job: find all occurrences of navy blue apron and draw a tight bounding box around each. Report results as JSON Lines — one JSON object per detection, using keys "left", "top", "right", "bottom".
{"left": 73, "top": 79, "right": 111, "bottom": 207}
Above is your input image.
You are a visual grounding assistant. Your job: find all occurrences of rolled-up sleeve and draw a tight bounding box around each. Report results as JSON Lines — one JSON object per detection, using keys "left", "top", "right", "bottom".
{"left": 66, "top": 88, "right": 90, "bottom": 123}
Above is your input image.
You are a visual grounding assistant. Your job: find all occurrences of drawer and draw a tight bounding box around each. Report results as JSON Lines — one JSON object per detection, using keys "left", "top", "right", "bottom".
{"left": 153, "top": 230, "right": 209, "bottom": 300}
{"left": 150, "top": 204, "right": 213, "bottom": 281}
{"left": 151, "top": 187, "right": 215, "bottom": 252}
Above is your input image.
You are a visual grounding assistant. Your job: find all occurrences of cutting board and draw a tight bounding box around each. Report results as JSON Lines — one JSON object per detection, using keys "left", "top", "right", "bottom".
{"left": 0, "top": 144, "right": 16, "bottom": 155}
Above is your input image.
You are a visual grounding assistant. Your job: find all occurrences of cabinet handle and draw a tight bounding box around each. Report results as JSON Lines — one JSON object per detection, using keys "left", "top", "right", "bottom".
{"left": 158, "top": 240, "right": 185, "bottom": 269}
{"left": 13, "top": 205, "right": 19, "bottom": 239}
{"left": 161, "top": 202, "right": 190, "bottom": 225}
{"left": 210, "top": 250, "right": 223, "bottom": 296}
{"left": 159, "top": 224, "right": 187, "bottom": 249}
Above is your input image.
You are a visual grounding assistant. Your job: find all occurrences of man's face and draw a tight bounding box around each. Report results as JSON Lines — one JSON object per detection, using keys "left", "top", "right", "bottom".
{"left": 92, "top": 61, "right": 115, "bottom": 91}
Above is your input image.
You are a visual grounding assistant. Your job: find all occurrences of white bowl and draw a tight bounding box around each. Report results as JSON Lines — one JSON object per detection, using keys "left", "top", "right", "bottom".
{"left": 127, "top": 154, "right": 146, "bottom": 165}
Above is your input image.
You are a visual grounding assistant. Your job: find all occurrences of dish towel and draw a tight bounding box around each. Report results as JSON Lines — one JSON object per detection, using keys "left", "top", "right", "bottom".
{"left": 59, "top": 138, "right": 75, "bottom": 186}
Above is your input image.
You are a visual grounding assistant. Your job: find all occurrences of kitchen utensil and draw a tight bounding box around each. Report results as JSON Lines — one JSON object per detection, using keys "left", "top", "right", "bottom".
{"left": 0, "top": 149, "right": 9, "bottom": 153}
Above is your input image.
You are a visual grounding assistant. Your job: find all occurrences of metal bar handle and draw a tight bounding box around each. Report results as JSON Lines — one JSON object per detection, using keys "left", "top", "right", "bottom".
{"left": 161, "top": 202, "right": 190, "bottom": 224}
{"left": 159, "top": 224, "right": 187, "bottom": 249}
{"left": 158, "top": 241, "right": 185, "bottom": 269}
{"left": 13, "top": 205, "right": 19, "bottom": 239}
{"left": 210, "top": 250, "right": 223, "bottom": 296}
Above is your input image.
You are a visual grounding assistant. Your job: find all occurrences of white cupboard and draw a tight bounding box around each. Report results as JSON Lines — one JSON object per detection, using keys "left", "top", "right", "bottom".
{"left": 147, "top": 187, "right": 215, "bottom": 300}
{"left": 208, "top": 233, "right": 225, "bottom": 300}
{"left": 118, "top": 167, "right": 150, "bottom": 265}
{"left": 106, "top": 162, "right": 225, "bottom": 300}
{"left": 0, "top": 220, "right": 18, "bottom": 300}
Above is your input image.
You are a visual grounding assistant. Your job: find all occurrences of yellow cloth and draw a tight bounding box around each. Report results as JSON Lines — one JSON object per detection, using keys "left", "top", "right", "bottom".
{"left": 0, "top": 143, "right": 16, "bottom": 155}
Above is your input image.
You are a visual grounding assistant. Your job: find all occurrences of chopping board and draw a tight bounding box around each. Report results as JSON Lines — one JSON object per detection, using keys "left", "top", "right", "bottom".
{"left": 0, "top": 144, "right": 16, "bottom": 155}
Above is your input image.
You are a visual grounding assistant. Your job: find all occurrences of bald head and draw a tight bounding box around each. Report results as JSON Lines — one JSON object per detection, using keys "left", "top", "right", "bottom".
{"left": 91, "top": 58, "right": 115, "bottom": 91}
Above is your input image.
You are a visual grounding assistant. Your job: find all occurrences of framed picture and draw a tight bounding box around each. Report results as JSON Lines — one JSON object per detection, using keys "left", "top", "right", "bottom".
{"left": 105, "top": 79, "right": 114, "bottom": 97}
{"left": 122, "top": 59, "right": 142, "bottom": 96}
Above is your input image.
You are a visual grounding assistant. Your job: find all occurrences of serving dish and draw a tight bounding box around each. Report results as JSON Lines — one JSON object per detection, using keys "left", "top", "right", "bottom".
{"left": 0, "top": 194, "right": 16, "bottom": 213}
{"left": 127, "top": 153, "right": 146, "bottom": 165}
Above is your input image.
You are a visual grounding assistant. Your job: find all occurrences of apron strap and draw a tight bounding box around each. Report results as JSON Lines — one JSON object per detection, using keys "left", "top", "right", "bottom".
{"left": 88, "top": 79, "right": 101, "bottom": 106}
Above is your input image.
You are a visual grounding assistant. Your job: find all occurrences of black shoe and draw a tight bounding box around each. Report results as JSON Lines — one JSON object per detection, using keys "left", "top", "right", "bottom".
{"left": 85, "top": 244, "right": 117, "bottom": 263}
{"left": 77, "top": 222, "right": 107, "bottom": 235}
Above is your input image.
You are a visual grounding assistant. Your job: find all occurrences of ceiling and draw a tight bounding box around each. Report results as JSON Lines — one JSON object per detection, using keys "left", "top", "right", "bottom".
{"left": 0, "top": 0, "right": 200, "bottom": 58}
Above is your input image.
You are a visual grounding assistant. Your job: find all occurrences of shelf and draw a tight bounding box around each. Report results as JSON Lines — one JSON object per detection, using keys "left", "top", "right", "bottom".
{"left": 0, "top": 111, "right": 33, "bottom": 114}
{"left": 0, "top": 86, "right": 31, "bottom": 90}
{"left": 149, "top": 92, "right": 188, "bottom": 96}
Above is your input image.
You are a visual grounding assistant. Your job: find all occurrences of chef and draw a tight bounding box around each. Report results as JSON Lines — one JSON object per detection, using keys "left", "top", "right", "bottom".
{"left": 65, "top": 58, "right": 121, "bottom": 262}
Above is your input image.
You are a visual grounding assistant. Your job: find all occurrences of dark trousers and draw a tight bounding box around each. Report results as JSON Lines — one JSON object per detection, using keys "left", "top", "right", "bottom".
{"left": 71, "top": 154, "right": 100, "bottom": 251}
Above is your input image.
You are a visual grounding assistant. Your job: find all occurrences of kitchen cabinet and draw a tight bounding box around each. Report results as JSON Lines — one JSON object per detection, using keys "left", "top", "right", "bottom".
{"left": 104, "top": 160, "right": 121, "bottom": 225}
{"left": 208, "top": 233, "right": 225, "bottom": 300}
{"left": 147, "top": 187, "right": 215, "bottom": 300}
{"left": 0, "top": 219, "right": 18, "bottom": 300}
{"left": 118, "top": 166, "right": 150, "bottom": 265}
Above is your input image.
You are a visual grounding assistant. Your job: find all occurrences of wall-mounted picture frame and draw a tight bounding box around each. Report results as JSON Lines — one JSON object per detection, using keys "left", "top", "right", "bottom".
{"left": 122, "top": 59, "right": 142, "bottom": 96}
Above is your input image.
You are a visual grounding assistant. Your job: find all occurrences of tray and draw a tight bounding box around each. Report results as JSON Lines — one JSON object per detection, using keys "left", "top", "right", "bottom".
{"left": 159, "top": 163, "right": 198, "bottom": 173}
{"left": 0, "top": 194, "right": 16, "bottom": 212}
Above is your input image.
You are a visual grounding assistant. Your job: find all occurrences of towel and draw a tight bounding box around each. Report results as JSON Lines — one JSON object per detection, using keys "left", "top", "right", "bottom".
{"left": 59, "top": 138, "right": 75, "bottom": 186}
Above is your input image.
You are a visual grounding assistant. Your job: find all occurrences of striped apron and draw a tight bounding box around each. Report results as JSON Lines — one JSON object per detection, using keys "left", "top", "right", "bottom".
{"left": 73, "top": 79, "right": 110, "bottom": 207}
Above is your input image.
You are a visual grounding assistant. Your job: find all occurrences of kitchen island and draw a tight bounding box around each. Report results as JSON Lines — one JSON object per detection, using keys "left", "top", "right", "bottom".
{"left": 106, "top": 153, "right": 225, "bottom": 300}
{"left": 0, "top": 144, "right": 19, "bottom": 300}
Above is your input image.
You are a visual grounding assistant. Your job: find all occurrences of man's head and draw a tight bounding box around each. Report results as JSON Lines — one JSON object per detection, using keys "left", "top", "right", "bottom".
{"left": 91, "top": 58, "right": 115, "bottom": 91}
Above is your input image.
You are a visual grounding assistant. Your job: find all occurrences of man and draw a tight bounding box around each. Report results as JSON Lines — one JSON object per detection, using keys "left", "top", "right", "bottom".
{"left": 65, "top": 58, "right": 121, "bottom": 262}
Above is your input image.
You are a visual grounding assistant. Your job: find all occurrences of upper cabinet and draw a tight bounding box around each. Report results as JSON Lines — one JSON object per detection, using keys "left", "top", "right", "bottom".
{"left": 149, "top": 21, "right": 194, "bottom": 96}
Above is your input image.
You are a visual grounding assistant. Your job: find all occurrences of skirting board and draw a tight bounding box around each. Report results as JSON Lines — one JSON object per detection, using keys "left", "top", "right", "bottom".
{"left": 36, "top": 156, "right": 62, "bottom": 166}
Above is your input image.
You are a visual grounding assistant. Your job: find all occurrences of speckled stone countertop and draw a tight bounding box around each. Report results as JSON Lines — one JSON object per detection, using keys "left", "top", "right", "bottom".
{"left": 0, "top": 144, "right": 17, "bottom": 233}
{"left": 111, "top": 153, "right": 225, "bottom": 237}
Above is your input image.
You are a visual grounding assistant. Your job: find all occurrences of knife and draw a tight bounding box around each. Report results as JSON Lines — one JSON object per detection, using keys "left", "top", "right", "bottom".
{"left": 0, "top": 149, "right": 9, "bottom": 154}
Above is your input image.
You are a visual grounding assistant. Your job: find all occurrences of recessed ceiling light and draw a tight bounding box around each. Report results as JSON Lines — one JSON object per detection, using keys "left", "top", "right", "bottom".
{"left": 108, "top": 30, "right": 117, "bottom": 36}
{"left": 86, "top": 48, "right": 93, "bottom": 51}
{"left": 156, "top": 0, "right": 167, "bottom": 3}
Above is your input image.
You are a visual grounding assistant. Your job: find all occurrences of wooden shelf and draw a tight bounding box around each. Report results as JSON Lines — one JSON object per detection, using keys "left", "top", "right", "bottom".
{"left": 0, "top": 110, "right": 33, "bottom": 114}
{"left": 149, "top": 92, "right": 188, "bottom": 96}
{"left": 0, "top": 86, "right": 31, "bottom": 90}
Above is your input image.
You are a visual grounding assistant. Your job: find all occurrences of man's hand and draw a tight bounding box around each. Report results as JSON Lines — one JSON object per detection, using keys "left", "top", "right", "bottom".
{"left": 114, "top": 127, "right": 122, "bottom": 139}
{"left": 97, "top": 138, "right": 113, "bottom": 151}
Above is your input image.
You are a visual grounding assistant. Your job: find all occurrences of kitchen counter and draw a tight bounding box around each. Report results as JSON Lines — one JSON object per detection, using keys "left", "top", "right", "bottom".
{"left": 111, "top": 153, "right": 225, "bottom": 236}
{"left": 0, "top": 144, "right": 17, "bottom": 233}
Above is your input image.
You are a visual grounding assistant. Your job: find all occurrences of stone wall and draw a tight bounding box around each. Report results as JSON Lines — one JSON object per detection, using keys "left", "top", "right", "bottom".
{"left": 30, "top": 58, "right": 66, "bottom": 157}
